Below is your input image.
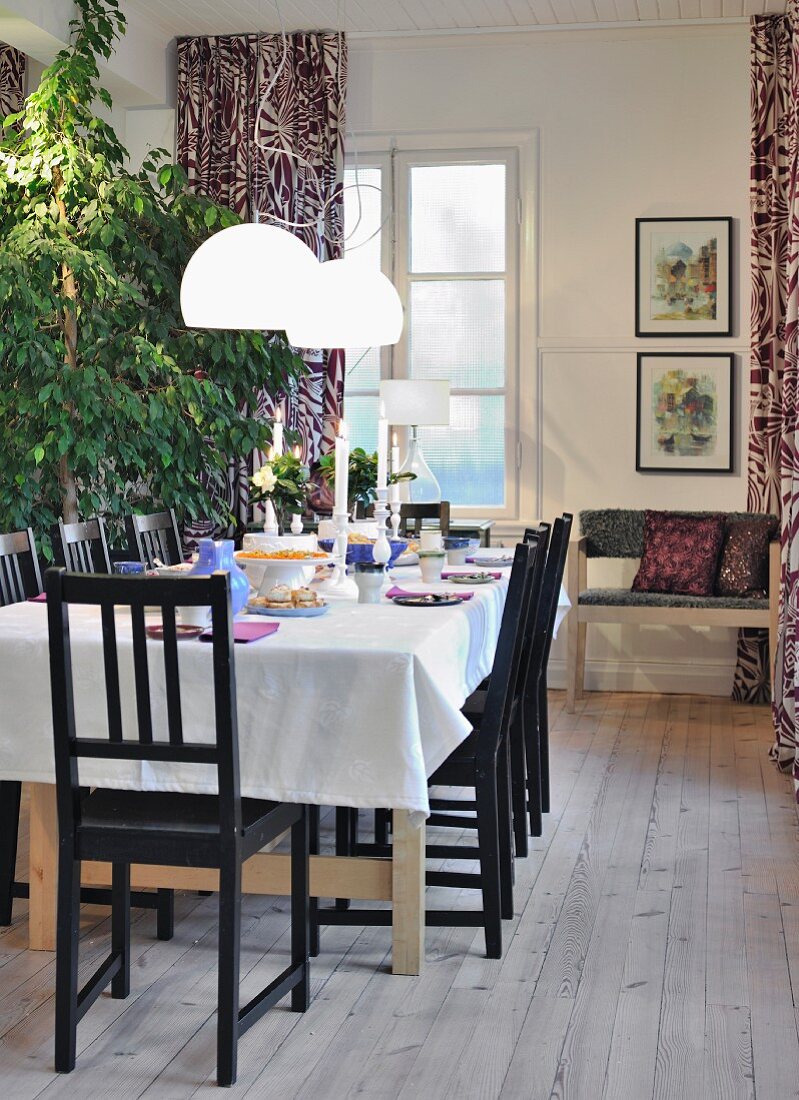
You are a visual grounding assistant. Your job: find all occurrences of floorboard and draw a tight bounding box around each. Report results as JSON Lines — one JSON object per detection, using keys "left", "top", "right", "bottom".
{"left": 0, "top": 692, "right": 797, "bottom": 1098}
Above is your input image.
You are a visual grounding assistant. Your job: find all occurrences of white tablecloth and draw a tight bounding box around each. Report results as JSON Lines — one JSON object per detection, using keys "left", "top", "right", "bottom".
{"left": 0, "top": 571, "right": 515, "bottom": 822}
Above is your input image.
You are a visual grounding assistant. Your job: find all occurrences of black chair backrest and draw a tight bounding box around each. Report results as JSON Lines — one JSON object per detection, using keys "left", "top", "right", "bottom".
{"left": 0, "top": 528, "right": 43, "bottom": 605}
{"left": 57, "top": 517, "right": 112, "bottom": 574}
{"left": 529, "top": 513, "right": 573, "bottom": 673}
{"left": 399, "top": 502, "right": 451, "bottom": 538}
{"left": 477, "top": 540, "right": 542, "bottom": 760}
{"left": 126, "top": 510, "right": 184, "bottom": 570}
{"left": 46, "top": 569, "right": 241, "bottom": 844}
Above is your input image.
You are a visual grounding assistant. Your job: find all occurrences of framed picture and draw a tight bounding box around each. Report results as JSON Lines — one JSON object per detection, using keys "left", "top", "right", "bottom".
{"left": 635, "top": 216, "right": 732, "bottom": 337}
{"left": 636, "top": 352, "right": 734, "bottom": 473}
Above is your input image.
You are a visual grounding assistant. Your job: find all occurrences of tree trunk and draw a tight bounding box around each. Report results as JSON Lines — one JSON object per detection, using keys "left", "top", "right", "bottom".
{"left": 54, "top": 167, "right": 79, "bottom": 524}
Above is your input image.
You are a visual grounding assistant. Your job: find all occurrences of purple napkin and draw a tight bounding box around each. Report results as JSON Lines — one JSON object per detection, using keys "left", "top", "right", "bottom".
{"left": 441, "top": 570, "right": 502, "bottom": 580}
{"left": 27, "top": 593, "right": 47, "bottom": 603}
{"left": 386, "top": 585, "right": 473, "bottom": 602}
{"left": 200, "top": 621, "right": 280, "bottom": 644}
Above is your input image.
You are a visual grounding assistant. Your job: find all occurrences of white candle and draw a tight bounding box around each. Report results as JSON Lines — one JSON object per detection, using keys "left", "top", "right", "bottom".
{"left": 389, "top": 431, "right": 400, "bottom": 504}
{"left": 272, "top": 407, "right": 283, "bottom": 455}
{"left": 377, "top": 402, "right": 388, "bottom": 492}
{"left": 334, "top": 420, "right": 349, "bottom": 516}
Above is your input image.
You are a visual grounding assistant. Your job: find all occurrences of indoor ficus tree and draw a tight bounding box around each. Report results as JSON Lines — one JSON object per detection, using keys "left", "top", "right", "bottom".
{"left": 0, "top": 0, "right": 303, "bottom": 550}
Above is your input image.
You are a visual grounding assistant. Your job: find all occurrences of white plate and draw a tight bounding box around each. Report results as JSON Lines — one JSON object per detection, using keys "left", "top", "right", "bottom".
{"left": 246, "top": 603, "right": 330, "bottom": 618}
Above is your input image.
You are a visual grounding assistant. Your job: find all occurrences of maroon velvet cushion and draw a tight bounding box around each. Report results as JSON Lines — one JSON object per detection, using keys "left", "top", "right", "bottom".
{"left": 632, "top": 511, "right": 725, "bottom": 596}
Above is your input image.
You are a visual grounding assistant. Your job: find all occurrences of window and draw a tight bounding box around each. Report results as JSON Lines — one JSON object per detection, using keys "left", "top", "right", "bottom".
{"left": 343, "top": 145, "right": 520, "bottom": 518}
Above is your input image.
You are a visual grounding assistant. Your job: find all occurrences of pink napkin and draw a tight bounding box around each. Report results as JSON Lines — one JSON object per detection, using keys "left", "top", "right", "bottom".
{"left": 27, "top": 593, "right": 47, "bottom": 603}
{"left": 200, "top": 622, "right": 280, "bottom": 644}
{"left": 386, "top": 585, "right": 473, "bottom": 602}
{"left": 441, "top": 570, "right": 502, "bottom": 580}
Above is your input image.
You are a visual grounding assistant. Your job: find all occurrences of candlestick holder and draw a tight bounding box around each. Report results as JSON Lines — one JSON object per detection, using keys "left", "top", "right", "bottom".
{"left": 389, "top": 499, "right": 401, "bottom": 544}
{"left": 372, "top": 488, "right": 391, "bottom": 585}
{"left": 333, "top": 509, "right": 350, "bottom": 587}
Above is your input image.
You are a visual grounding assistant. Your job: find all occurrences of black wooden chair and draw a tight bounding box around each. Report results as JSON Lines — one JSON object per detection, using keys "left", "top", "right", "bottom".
{"left": 47, "top": 568, "right": 310, "bottom": 1086}
{"left": 316, "top": 539, "right": 544, "bottom": 959}
{"left": 0, "top": 529, "right": 43, "bottom": 926}
{"left": 126, "top": 509, "right": 184, "bottom": 569}
{"left": 398, "top": 502, "right": 451, "bottom": 538}
{"left": 56, "top": 517, "right": 112, "bottom": 574}
{"left": 0, "top": 532, "right": 173, "bottom": 935}
{"left": 525, "top": 513, "right": 573, "bottom": 819}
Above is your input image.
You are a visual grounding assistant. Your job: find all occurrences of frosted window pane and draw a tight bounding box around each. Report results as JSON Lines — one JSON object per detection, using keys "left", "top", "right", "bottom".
{"left": 345, "top": 346, "right": 381, "bottom": 390}
{"left": 418, "top": 396, "right": 505, "bottom": 508}
{"left": 410, "top": 164, "right": 505, "bottom": 274}
{"left": 409, "top": 281, "right": 505, "bottom": 390}
{"left": 345, "top": 395, "right": 379, "bottom": 454}
{"left": 344, "top": 167, "right": 382, "bottom": 272}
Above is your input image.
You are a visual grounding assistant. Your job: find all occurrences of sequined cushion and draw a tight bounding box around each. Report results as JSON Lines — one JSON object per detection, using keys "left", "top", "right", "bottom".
{"left": 715, "top": 518, "right": 774, "bottom": 598}
{"left": 632, "top": 511, "right": 725, "bottom": 596}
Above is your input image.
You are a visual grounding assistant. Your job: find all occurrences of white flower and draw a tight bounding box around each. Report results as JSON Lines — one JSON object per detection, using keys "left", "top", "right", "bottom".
{"left": 252, "top": 465, "right": 277, "bottom": 493}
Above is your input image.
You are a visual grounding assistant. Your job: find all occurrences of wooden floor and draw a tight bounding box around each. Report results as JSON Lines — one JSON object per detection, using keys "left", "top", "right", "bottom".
{"left": 2, "top": 692, "right": 799, "bottom": 1098}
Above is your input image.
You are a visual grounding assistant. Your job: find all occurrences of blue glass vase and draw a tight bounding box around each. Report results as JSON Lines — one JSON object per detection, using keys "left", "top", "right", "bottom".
{"left": 189, "top": 538, "right": 249, "bottom": 617}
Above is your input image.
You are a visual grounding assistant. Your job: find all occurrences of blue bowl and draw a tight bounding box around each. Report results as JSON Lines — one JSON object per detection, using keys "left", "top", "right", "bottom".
{"left": 318, "top": 537, "right": 407, "bottom": 568}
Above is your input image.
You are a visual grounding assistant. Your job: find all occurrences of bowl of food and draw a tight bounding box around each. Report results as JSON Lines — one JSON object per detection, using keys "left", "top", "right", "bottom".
{"left": 154, "top": 562, "right": 194, "bottom": 578}
{"left": 317, "top": 534, "right": 407, "bottom": 569}
{"left": 234, "top": 548, "right": 333, "bottom": 592}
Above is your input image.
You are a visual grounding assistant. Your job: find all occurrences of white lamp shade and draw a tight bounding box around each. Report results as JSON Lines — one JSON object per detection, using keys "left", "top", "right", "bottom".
{"left": 285, "top": 258, "right": 404, "bottom": 349}
{"left": 180, "top": 223, "right": 318, "bottom": 330}
{"left": 379, "top": 379, "right": 450, "bottom": 426}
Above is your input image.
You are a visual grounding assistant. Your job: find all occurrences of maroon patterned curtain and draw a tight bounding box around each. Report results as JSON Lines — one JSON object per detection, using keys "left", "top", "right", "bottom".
{"left": 748, "top": 7, "right": 799, "bottom": 791}
{"left": 176, "top": 32, "right": 346, "bottom": 534}
{"left": 0, "top": 43, "right": 26, "bottom": 118}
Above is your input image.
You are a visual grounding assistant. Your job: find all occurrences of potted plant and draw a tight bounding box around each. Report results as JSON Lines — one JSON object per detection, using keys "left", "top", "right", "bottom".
{"left": 249, "top": 450, "right": 310, "bottom": 532}
{"left": 316, "top": 448, "right": 414, "bottom": 517}
{"left": 0, "top": 0, "right": 304, "bottom": 553}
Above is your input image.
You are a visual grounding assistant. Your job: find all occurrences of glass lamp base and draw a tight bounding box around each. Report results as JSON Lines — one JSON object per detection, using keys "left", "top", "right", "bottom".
{"left": 398, "top": 432, "right": 441, "bottom": 503}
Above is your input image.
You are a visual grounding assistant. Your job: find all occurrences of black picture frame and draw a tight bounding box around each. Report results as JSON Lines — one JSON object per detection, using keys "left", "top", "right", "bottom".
{"left": 635, "top": 216, "right": 733, "bottom": 338}
{"left": 636, "top": 352, "right": 735, "bottom": 474}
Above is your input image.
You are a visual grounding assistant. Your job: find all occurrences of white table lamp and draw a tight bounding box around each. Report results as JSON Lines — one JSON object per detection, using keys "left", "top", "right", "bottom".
{"left": 379, "top": 379, "right": 450, "bottom": 503}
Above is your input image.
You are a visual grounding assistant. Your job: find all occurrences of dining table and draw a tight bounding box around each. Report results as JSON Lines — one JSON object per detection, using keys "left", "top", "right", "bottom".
{"left": 0, "top": 557, "right": 569, "bottom": 975}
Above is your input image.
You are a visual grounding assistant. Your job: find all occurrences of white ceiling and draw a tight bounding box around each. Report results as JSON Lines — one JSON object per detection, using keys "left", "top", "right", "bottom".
{"left": 120, "top": 0, "right": 788, "bottom": 38}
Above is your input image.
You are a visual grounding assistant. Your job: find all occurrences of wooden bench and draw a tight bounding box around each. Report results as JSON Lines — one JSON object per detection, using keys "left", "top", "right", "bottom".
{"left": 566, "top": 509, "right": 779, "bottom": 712}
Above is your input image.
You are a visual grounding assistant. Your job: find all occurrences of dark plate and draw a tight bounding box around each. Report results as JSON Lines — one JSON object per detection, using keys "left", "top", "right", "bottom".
{"left": 145, "top": 624, "right": 203, "bottom": 640}
{"left": 391, "top": 594, "right": 462, "bottom": 608}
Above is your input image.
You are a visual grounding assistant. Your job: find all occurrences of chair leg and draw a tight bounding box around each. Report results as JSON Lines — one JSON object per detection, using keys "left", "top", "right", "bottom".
{"left": 334, "top": 807, "right": 355, "bottom": 910}
{"left": 156, "top": 889, "right": 174, "bottom": 941}
{"left": 497, "top": 742, "right": 515, "bottom": 921}
{"left": 216, "top": 858, "right": 242, "bottom": 1088}
{"left": 525, "top": 686, "right": 543, "bottom": 835}
{"left": 0, "top": 781, "right": 21, "bottom": 926}
{"left": 374, "top": 808, "right": 391, "bottom": 847}
{"left": 475, "top": 771, "right": 502, "bottom": 959}
{"left": 54, "top": 847, "right": 81, "bottom": 1073}
{"left": 111, "top": 863, "right": 131, "bottom": 999}
{"left": 566, "top": 607, "right": 580, "bottom": 713}
{"left": 291, "top": 808, "right": 311, "bottom": 1012}
{"left": 538, "top": 675, "right": 550, "bottom": 816}
{"left": 308, "top": 804, "right": 320, "bottom": 958}
{"left": 509, "top": 716, "right": 529, "bottom": 858}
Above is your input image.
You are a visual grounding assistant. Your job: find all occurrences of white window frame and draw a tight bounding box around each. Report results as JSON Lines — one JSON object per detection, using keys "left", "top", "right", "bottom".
{"left": 344, "top": 129, "right": 538, "bottom": 527}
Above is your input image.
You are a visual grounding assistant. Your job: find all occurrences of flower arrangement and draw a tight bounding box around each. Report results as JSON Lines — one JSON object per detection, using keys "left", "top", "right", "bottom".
{"left": 249, "top": 450, "right": 310, "bottom": 531}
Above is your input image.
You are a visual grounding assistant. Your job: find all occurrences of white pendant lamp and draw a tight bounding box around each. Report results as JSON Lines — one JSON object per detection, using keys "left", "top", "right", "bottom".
{"left": 180, "top": 223, "right": 318, "bottom": 330}
{"left": 285, "top": 258, "right": 404, "bottom": 349}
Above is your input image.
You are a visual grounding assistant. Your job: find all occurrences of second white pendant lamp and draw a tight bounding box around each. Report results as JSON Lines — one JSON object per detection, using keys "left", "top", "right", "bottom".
{"left": 180, "top": 222, "right": 318, "bottom": 330}
{"left": 285, "top": 258, "right": 404, "bottom": 349}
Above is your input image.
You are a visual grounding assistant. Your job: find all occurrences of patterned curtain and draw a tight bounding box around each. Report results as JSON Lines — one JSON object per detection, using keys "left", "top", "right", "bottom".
{"left": 748, "top": 7, "right": 799, "bottom": 791}
{"left": 0, "top": 43, "right": 26, "bottom": 118}
{"left": 176, "top": 32, "right": 346, "bottom": 535}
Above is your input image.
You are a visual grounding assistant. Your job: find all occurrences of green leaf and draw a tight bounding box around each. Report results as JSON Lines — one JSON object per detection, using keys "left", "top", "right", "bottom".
{"left": 203, "top": 205, "right": 218, "bottom": 228}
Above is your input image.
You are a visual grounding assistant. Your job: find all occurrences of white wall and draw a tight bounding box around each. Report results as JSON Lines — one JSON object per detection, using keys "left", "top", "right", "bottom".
{"left": 347, "top": 23, "right": 751, "bottom": 695}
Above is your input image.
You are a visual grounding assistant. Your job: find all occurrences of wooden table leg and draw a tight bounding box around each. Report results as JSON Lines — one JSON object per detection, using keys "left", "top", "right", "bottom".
{"left": 391, "top": 809, "right": 425, "bottom": 975}
{"left": 29, "top": 782, "right": 58, "bottom": 951}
